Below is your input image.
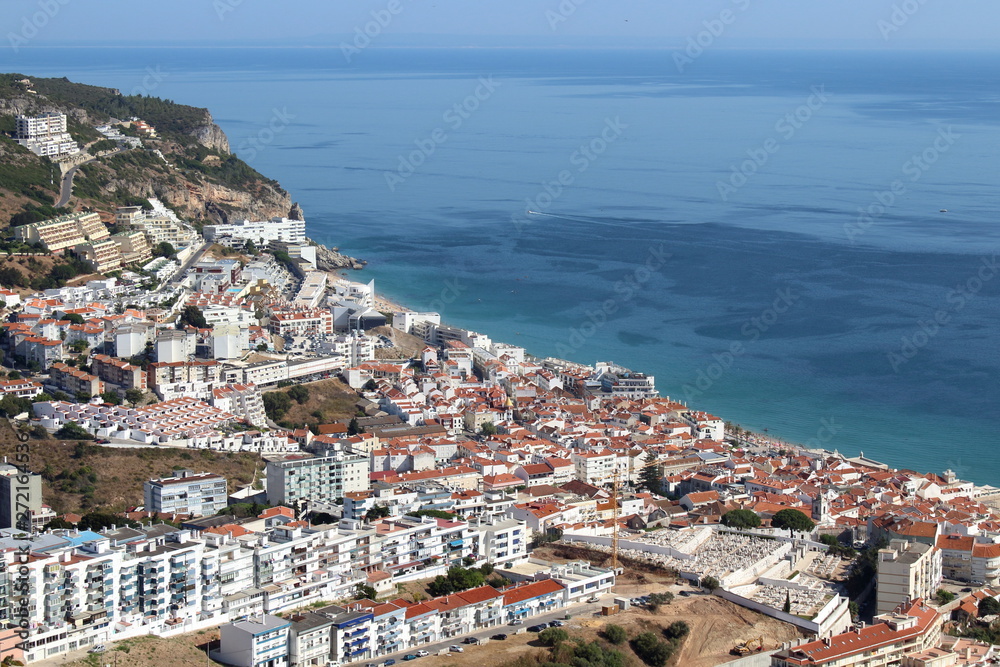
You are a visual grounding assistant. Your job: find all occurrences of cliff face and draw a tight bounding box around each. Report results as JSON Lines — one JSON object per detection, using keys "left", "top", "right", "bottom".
{"left": 191, "top": 116, "right": 231, "bottom": 154}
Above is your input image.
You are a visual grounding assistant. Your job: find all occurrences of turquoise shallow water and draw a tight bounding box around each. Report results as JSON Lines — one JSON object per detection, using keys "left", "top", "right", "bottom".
{"left": 6, "top": 47, "right": 999, "bottom": 483}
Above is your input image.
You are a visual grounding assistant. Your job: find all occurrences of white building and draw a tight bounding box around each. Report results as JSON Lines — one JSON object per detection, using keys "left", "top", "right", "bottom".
{"left": 215, "top": 614, "right": 291, "bottom": 667}
{"left": 211, "top": 323, "right": 250, "bottom": 360}
{"left": 265, "top": 446, "right": 369, "bottom": 507}
{"left": 877, "top": 540, "right": 942, "bottom": 615}
{"left": 203, "top": 217, "right": 306, "bottom": 245}
{"left": 15, "top": 112, "right": 80, "bottom": 157}
{"left": 143, "top": 470, "right": 229, "bottom": 517}
{"left": 155, "top": 329, "right": 197, "bottom": 363}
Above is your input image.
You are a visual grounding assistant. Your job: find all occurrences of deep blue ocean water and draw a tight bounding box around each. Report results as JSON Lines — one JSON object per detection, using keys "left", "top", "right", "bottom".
{"left": 4, "top": 48, "right": 998, "bottom": 483}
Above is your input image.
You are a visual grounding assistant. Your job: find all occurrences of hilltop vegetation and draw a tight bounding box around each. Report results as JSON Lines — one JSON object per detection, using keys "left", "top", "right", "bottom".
{"left": 0, "top": 73, "right": 294, "bottom": 227}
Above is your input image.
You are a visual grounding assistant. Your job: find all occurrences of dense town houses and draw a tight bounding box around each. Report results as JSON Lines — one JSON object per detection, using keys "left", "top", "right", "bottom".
{"left": 3, "top": 207, "right": 1000, "bottom": 665}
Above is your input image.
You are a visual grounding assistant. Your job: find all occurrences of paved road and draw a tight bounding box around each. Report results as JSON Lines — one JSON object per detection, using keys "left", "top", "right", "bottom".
{"left": 55, "top": 159, "right": 93, "bottom": 207}
{"left": 165, "top": 241, "right": 211, "bottom": 289}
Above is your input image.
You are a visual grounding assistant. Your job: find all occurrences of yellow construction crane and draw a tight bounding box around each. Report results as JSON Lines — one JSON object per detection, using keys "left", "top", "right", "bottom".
{"left": 594, "top": 455, "right": 666, "bottom": 572}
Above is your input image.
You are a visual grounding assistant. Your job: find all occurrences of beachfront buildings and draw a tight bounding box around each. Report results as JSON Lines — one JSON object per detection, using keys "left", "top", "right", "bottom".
{"left": 203, "top": 217, "right": 306, "bottom": 245}
{"left": 143, "top": 470, "right": 229, "bottom": 517}
{"left": 15, "top": 112, "right": 80, "bottom": 157}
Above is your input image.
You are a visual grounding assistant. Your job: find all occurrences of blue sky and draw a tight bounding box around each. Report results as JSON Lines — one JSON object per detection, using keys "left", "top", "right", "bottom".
{"left": 1, "top": 0, "right": 998, "bottom": 49}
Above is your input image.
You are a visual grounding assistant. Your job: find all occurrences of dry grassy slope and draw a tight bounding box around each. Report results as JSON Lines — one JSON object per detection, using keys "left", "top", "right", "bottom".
{"left": 371, "top": 324, "right": 426, "bottom": 360}
{"left": 0, "top": 419, "right": 260, "bottom": 515}
{"left": 273, "top": 377, "right": 362, "bottom": 427}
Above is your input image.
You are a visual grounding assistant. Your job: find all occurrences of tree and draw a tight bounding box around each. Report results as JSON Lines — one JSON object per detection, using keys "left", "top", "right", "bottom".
{"left": 152, "top": 241, "right": 176, "bottom": 258}
{"left": 287, "top": 385, "right": 309, "bottom": 404}
{"left": 480, "top": 421, "right": 497, "bottom": 436}
{"left": 6, "top": 371, "right": 20, "bottom": 381}
{"left": 721, "top": 509, "right": 761, "bottom": 530}
{"left": 631, "top": 631, "right": 674, "bottom": 667}
{"left": 64, "top": 313, "right": 85, "bottom": 324}
{"left": 602, "top": 624, "right": 627, "bottom": 645}
{"left": 347, "top": 417, "right": 361, "bottom": 435}
{"left": 243, "top": 239, "right": 258, "bottom": 255}
{"left": 364, "top": 504, "right": 390, "bottom": 522}
{"left": 354, "top": 583, "right": 377, "bottom": 600}
{"left": 848, "top": 601, "right": 860, "bottom": 622}
{"left": 54, "top": 422, "right": 94, "bottom": 441}
{"left": 125, "top": 388, "right": 144, "bottom": 406}
{"left": 663, "top": 621, "right": 689, "bottom": 641}
{"left": 69, "top": 340, "right": 89, "bottom": 353}
{"left": 538, "top": 627, "right": 569, "bottom": 646}
{"left": 638, "top": 450, "right": 663, "bottom": 494}
{"left": 75, "top": 390, "right": 92, "bottom": 403}
{"left": 101, "top": 391, "right": 121, "bottom": 405}
{"left": 771, "top": 508, "right": 815, "bottom": 535}
{"left": 979, "top": 596, "right": 1000, "bottom": 616}
{"left": 44, "top": 517, "right": 74, "bottom": 530}
{"left": 646, "top": 592, "right": 673, "bottom": 612}
{"left": 700, "top": 576, "right": 720, "bottom": 591}
{"left": 783, "top": 591, "right": 791, "bottom": 613}
{"left": 178, "top": 304, "right": 207, "bottom": 329}
{"left": 262, "top": 392, "right": 292, "bottom": 420}
{"left": 936, "top": 589, "right": 956, "bottom": 605}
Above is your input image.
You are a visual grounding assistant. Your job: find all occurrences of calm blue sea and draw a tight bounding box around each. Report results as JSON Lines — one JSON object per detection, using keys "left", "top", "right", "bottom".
{"left": 4, "top": 47, "right": 998, "bottom": 483}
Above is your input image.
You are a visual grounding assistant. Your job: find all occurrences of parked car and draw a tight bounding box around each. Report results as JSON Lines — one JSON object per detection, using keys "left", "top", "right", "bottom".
{"left": 680, "top": 590, "right": 691, "bottom": 597}
{"left": 508, "top": 620, "right": 523, "bottom": 626}
{"left": 528, "top": 624, "right": 547, "bottom": 632}
{"left": 385, "top": 660, "right": 397, "bottom": 666}
{"left": 491, "top": 633, "right": 508, "bottom": 641}
{"left": 462, "top": 637, "right": 481, "bottom": 644}
{"left": 415, "top": 650, "right": 429, "bottom": 657}
{"left": 403, "top": 656, "right": 418, "bottom": 661}
{"left": 586, "top": 596, "right": 600, "bottom": 603}
{"left": 962, "top": 587, "right": 973, "bottom": 592}
{"left": 89, "top": 645, "right": 106, "bottom": 654}
{"left": 548, "top": 620, "right": 565, "bottom": 628}
{"left": 449, "top": 645, "right": 464, "bottom": 653}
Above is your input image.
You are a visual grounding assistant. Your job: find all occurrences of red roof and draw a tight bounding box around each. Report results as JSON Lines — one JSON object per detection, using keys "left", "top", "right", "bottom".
{"left": 502, "top": 579, "right": 564, "bottom": 606}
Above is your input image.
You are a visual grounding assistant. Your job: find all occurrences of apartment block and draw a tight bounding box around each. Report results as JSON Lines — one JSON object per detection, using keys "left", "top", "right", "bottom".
{"left": 877, "top": 540, "right": 942, "bottom": 615}
{"left": 204, "top": 217, "right": 306, "bottom": 245}
{"left": 92, "top": 353, "right": 147, "bottom": 390}
{"left": 15, "top": 112, "right": 80, "bottom": 157}
{"left": 48, "top": 362, "right": 103, "bottom": 397}
{"left": 74, "top": 238, "right": 124, "bottom": 273}
{"left": 216, "top": 614, "right": 290, "bottom": 667}
{"left": 269, "top": 309, "right": 334, "bottom": 337}
{"left": 210, "top": 383, "right": 267, "bottom": 429}
{"left": 144, "top": 470, "right": 228, "bottom": 517}
{"left": 265, "top": 446, "right": 369, "bottom": 506}
{"left": 13, "top": 212, "right": 108, "bottom": 253}
{"left": 0, "top": 463, "right": 44, "bottom": 530}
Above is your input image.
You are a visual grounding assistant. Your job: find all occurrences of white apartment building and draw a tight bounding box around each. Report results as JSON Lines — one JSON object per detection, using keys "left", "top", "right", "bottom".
{"left": 877, "top": 540, "right": 942, "bottom": 615}
{"left": 203, "top": 217, "right": 306, "bottom": 245}
{"left": 143, "top": 470, "right": 229, "bottom": 517}
{"left": 216, "top": 614, "right": 290, "bottom": 667}
{"left": 15, "top": 112, "right": 80, "bottom": 157}
{"left": 210, "top": 383, "right": 267, "bottom": 429}
{"left": 265, "top": 446, "right": 370, "bottom": 506}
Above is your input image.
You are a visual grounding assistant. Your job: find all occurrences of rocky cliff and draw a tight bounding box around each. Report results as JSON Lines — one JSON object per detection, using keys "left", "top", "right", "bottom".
{"left": 0, "top": 74, "right": 293, "bottom": 225}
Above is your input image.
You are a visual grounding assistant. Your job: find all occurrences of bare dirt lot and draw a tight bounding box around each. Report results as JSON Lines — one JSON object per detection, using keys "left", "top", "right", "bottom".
{"left": 419, "top": 592, "right": 803, "bottom": 667}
